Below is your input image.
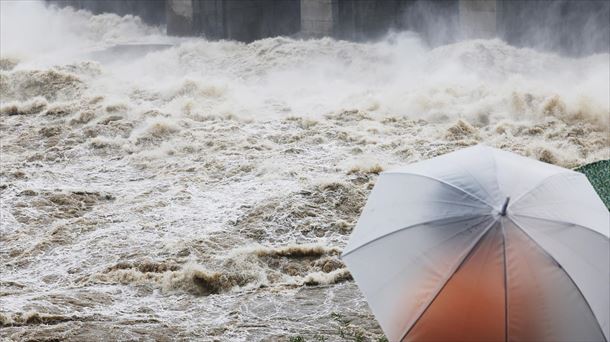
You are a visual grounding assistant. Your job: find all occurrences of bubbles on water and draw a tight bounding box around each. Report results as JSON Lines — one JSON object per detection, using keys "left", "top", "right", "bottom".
{"left": 1, "top": 1, "right": 608, "bottom": 340}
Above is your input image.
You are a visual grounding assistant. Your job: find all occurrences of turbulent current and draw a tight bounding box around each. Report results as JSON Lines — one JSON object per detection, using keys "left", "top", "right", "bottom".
{"left": 1, "top": 2, "right": 608, "bottom": 341}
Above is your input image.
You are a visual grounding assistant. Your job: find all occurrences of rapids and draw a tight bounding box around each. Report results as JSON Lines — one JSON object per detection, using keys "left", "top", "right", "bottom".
{"left": 1, "top": 1, "right": 608, "bottom": 341}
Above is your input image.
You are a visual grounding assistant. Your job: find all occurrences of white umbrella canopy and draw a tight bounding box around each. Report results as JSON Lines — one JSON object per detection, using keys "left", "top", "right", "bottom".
{"left": 342, "top": 145, "right": 610, "bottom": 342}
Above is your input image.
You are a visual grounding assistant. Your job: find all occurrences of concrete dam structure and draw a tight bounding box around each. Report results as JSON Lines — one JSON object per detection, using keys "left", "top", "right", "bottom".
{"left": 47, "top": 0, "right": 609, "bottom": 56}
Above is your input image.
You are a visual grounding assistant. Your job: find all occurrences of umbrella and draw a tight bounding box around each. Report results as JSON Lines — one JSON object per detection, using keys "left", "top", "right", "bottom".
{"left": 342, "top": 145, "right": 609, "bottom": 342}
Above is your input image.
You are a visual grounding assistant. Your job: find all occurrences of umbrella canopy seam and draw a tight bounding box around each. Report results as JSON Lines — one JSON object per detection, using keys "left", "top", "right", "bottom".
{"left": 450, "top": 149, "right": 499, "bottom": 205}
{"left": 382, "top": 172, "right": 496, "bottom": 210}
{"left": 346, "top": 146, "right": 608, "bottom": 342}
{"left": 341, "top": 214, "right": 491, "bottom": 258}
{"left": 511, "top": 215, "right": 609, "bottom": 285}
{"left": 398, "top": 217, "right": 500, "bottom": 342}
{"left": 512, "top": 213, "right": 610, "bottom": 239}
{"left": 507, "top": 216, "right": 608, "bottom": 342}
{"left": 500, "top": 219, "right": 509, "bottom": 342}
{"left": 507, "top": 172, "right": 579, "bottom": 210}
{"left": 490, "top": 145, "right": 502, "bottom": 207}
{"left": 348, "top": 216, "right": 496, "bottom": 302}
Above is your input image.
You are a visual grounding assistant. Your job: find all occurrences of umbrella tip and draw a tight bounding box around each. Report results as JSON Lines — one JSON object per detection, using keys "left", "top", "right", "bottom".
{"left": 500, "top": 197, "right": 510, "bottom": 216}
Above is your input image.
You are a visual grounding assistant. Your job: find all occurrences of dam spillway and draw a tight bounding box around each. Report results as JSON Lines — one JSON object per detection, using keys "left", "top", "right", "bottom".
{"left": 46, "top": 0, "right": 609, "bottom": 56}
{"left": 2, "top": 1, "right": 609, "bottom": 341}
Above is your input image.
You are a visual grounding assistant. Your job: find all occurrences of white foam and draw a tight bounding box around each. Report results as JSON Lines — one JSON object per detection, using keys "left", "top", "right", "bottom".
{"left": 1, "top": 2, "right": 608, "bottom": 340}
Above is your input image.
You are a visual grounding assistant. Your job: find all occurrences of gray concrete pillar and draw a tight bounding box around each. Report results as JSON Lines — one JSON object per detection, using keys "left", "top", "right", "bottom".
{"left": 197, "top": 0, "right": 225, "bottom": 39}
{"left": 167, "top": 0, "right": 194, "bottom": 36}
{"left": 300, "top": 0, "right": 338, "bottom": 37}
{"left": 459, "top": 0, "right": 498, "bottom": 39}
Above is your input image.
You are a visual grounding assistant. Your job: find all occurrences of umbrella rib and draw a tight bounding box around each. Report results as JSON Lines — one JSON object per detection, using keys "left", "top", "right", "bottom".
{"left": 389, "top": 200, "right": 490, "bottom": 209}
{"left": 511, "top": 215, "right": 609, "bottom": 285}
{"left": 398, "top": 217, "right": 499, "bottom": 342}
{"left": 454, "top": 149, "right": 498, "bottom": 206}
{"left": 341, "top": 214, "right": 487, "bottom": 258}
{"left": 490, "top": 146, "right": 502, "bottom": 206}
{"left": 383, "top": 172, "right": 495, "bottom": 209}
{"left": 512, "top": 213, "right": 610, "bottom": 239}
{"left": 507, "top": 171, "right": 577, "bottom": 210}
{"left": 507, "top": 216, "right": 608, "bottom": 342}
{"left": 501, "top": 219, "right": 509, "bottom": 342}
{"left": 353, "top": 215, "right": 495, "bottom": 302}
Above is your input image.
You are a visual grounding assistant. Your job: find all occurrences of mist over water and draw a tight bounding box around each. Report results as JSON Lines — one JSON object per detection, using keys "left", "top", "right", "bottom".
{"left": 1, "top": 1, "right": 609, "bottom": 340}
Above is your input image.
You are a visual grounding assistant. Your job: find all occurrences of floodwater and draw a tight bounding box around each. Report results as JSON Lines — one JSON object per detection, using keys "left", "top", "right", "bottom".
{"left": 1, "top": 2, "right": 608, "bottom": 341}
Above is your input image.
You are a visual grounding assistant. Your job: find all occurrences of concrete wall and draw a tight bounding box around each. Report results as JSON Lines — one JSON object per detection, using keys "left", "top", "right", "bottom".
{"left": 196, "top": 0, "right": 224, "bottom": 39}
{"left": 336, "top": 0, "right": 402, "bottom": 40}
{"left": 399, "top": 0, "right": 459, "bottom": 46}
{"left": 301, "top": 0, "right": 338, "bottom": 37}
{"left": 458, "top": 0, "right": 497, "bottom": 39}
{"left": 223, "top": 0, "right": 300, "bottom": 42}
{"left": 167, "top": 0, "right": 194, "bottom": 37}
{"left": 497, "top": 0, "right": 610, "bottom": 56}
{"left": 46, "top": 0, "right": 610, "bottom": 56}
{"left": 48, "top": 0, "right": 167, "bottom": 26}
{"left": 169, "top": 0, "right": 300, "bottom": 41}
